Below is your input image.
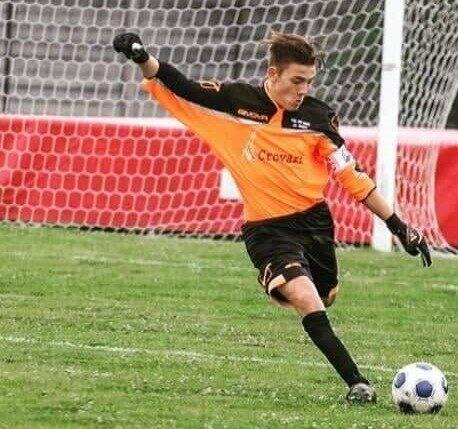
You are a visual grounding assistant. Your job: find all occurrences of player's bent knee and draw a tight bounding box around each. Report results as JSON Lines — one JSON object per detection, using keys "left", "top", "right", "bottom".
{"left": 279, "top": 276, "right": 326, "bottom": 315}
{"left": 322, "top": 285, "right": 339, "bottom": 307}
{"left": 259, "top": 261, "right": 308, "bottom": 308}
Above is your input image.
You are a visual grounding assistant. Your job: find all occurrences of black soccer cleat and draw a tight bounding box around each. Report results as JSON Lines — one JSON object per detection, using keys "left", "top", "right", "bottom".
{"left": 346, "top": 382, "right": 377, "bottom": 404}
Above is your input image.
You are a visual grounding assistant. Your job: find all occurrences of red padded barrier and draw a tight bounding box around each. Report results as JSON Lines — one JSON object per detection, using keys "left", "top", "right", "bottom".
{"left": 0, "top": 115, "right": 456, "bottom": 247}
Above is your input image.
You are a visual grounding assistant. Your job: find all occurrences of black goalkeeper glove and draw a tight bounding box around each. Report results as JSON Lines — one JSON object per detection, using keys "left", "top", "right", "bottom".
{"left": 113, "top": 32, "right": 149, "bottom": 64}
{"left": 385, "top": 213, "right": 432, "bottom": 267}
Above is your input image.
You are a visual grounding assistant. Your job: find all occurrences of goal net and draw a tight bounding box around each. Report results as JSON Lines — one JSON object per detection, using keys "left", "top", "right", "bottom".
{"left": 0, "top": 0, "right": 457, "bottom": 251}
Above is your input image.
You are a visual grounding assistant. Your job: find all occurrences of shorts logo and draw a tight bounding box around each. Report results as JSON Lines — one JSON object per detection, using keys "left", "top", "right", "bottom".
{"left": 259, "top": 263, "right": 273, "bottom": 287}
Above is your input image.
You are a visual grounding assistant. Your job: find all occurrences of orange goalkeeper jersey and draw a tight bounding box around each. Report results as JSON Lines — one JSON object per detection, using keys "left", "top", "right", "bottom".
{"left": 143, "top": 63, "right": 375, "bottom": 222}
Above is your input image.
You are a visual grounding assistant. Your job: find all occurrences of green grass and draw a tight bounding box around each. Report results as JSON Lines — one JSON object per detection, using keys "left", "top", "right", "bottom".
{"left": 0, "top": 224, "right": 456, "bottom": 428}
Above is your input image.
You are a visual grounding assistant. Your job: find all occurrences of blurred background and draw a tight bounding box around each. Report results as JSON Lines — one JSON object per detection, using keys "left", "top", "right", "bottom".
{"left": 1, "top": 0, "right": 456, "bottom": 127}
{"left": 0, "top": 1, "right": 456, "bottom": 249}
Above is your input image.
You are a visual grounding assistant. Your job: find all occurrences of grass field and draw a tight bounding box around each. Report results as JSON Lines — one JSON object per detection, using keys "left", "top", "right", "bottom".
{"left": 0, "top": 225, "right": 456, "bottom": 428}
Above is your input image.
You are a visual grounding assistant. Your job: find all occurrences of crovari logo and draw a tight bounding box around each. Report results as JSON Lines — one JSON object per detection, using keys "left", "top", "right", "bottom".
{"left": 242, "top": 131, "right": 303, "bottom": 164}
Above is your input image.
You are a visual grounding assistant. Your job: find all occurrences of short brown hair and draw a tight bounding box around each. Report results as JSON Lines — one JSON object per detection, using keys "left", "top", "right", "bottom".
{"left": 266, "top": 32, "right": 318, "bottom": 70}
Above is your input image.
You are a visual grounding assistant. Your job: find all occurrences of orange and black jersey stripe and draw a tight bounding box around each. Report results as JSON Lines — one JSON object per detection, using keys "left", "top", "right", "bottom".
{"left": 155, "top": 62, "right": 344, "bottom": 144}
{"left": 143, "top": 62, "right": 375, "bottom": 222}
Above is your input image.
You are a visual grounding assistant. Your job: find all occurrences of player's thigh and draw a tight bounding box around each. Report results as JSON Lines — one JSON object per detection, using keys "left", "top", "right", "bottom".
{"left": 303, "top": 232, "right": 339, "bottom": 302}
{"left": 241, "top": 224, "right": 311, "bottom": 305}
{"left": 242, "top": 224, "right": 303, "bottom": 266}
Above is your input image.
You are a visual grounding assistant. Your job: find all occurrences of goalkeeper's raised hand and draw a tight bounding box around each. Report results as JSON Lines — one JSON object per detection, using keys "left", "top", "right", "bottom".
{"left": 385, "top": 213, "right": 432, "bottom": 267}
{"left": 113, "top": 32, "right": 149, "bottom": 64}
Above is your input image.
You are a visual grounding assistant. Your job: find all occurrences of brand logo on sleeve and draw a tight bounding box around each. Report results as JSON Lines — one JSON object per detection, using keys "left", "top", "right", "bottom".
{"left": 330, "top": 114, "right": 340, "bottom": 132}
{"left": 199, "top": 80, "right": 221, "bottom": 92}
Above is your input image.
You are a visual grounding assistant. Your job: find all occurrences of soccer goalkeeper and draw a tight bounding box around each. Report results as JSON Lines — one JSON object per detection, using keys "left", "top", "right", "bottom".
{"left": 113, "top": 32, "right": 431, "bottom": 403}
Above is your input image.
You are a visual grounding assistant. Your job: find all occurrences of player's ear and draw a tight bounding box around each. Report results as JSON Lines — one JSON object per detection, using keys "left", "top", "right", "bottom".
{"left": 267, "top": 66, "right": 280, "bottom": 81}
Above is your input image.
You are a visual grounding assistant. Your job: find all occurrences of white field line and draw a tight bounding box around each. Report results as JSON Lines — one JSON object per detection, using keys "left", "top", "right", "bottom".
{"left": 9, "top": 249, "right": 458, "bottom": 278}
{"left": 72, "top": 255, "right": 254, "bottom": 272}
{"left": 4, "top": 250, "right": 254, "bottom": 272}
{"left": 1, "top": 335, "right": 456, "bottom": 379}
{"left": 431, "top": 284, "right": 458, "bottom": 292}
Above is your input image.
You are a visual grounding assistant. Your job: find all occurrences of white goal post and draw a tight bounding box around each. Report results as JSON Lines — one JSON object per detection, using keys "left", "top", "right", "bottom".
{"left": 373, "top": 0, "right": 405, "bottom": 252}
{"left": 0, "top": 0, "right": 457, "bottom": 252}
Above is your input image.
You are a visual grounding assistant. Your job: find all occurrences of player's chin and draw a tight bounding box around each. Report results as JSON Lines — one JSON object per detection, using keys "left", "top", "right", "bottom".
{"left": 286, "top": 102, "right": 301, "bottom": 111}
{"left": 287, "top": 100, "right": 303, "bottom": 111}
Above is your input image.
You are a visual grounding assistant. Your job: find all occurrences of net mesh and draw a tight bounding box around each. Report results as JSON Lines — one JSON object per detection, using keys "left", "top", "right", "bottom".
{"left": 0, "top": 0, "right": 457, "bottom": 251}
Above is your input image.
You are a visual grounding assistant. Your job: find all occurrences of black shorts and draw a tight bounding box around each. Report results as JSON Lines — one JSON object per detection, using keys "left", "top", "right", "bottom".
{"left": 241, "top": 202, "right": 338, "bottom": 301}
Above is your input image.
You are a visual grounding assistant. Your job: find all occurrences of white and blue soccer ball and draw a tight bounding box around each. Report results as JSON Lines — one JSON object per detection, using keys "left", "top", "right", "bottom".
{"left": 392, "top": 362, "right": 449, "bottom": 413}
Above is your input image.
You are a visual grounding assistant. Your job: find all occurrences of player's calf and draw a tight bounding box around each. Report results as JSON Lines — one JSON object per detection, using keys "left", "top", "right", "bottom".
{"left": 302, "top": 310, "right": 372, "bottom": 394}
{"left": 258, "top": 262, "right": 373, "bottom": 400}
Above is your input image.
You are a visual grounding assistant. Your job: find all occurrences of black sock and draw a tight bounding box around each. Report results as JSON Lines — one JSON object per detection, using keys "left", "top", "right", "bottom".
{"left": 302, "top": 311, "right": 368, "bottom": 387}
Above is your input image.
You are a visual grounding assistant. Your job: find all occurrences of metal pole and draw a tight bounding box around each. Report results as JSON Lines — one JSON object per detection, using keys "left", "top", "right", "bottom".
{"left": 372, "top": 0, "right": 405, "bottom": 251}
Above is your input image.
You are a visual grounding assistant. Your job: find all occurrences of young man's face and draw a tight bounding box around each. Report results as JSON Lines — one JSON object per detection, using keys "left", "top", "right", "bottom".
{"left": 266, "top": 62, "right": 316, "bottom": 111}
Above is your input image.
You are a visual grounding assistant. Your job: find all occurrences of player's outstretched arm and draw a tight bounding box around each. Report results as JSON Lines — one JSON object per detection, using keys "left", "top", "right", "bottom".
{"left": 320, "top": 115, "right": 431, "bottom": 267}
{"left": 325, "top": 143, "right": 432, "bottom": 267}
{"left": 363, "top": 189, "right": 432, "bottom": 267}
{"left": 113, "top": 32, "right": 235, "bottom": 113}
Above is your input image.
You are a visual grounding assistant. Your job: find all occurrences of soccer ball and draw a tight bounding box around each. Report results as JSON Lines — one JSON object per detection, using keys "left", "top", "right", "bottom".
{"left": 392, "top": 362, "right": 449, "bottom": 413}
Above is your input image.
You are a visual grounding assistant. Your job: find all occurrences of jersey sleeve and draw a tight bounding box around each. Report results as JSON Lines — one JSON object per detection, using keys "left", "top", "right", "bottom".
{"left": 316, "top": 113, "right": 375, "bottom": 202}
{"left": 330, "top": 149, "right": 376, "bottom": 201}
{"left": 155, "top": 61, "right": 237, "bottom": 114}
{"left": 142, "top": 78, "right": 248, "bottom": 164}
{"left": 310, "top": 107, "right": 345, "bottom": 149}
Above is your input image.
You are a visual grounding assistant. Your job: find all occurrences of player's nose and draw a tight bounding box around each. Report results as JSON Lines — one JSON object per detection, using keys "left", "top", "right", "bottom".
{"left": 297, "top": 83, "right": 310, "bottom": 96}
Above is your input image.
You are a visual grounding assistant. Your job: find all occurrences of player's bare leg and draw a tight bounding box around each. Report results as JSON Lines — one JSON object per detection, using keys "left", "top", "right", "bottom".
{"left": 278, "top": 275, "right": 325, "bottom": 315}
{"left": 277, "top": 276, "right": 376, "bottom": 404}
